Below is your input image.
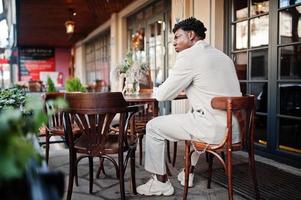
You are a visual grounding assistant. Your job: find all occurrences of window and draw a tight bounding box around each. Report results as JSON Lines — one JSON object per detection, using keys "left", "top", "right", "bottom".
{"left": 231, "top": 0, "right": 269, "bottom": 146}
{"left": 85, "top": 31, "right": 110, "bottom": 86}
{"left": 277, "top": 1, "right": 301, "bottom": 154}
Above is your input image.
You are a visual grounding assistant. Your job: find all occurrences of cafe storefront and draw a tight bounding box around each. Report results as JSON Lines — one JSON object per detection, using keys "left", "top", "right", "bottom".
{"left": 74, "top": 0, "right": 301, "bottom": 167}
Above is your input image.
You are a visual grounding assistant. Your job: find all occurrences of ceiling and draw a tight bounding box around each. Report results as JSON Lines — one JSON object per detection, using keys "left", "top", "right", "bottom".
{"left": 17, "top": 0, "right": 135, "bottom": 48}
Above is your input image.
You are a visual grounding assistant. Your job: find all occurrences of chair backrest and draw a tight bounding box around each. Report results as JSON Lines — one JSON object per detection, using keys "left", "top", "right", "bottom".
{"left": 42, "top": 92, "right": 65, "bottom": 128}
{"left": 94, "top": 80, "right": 107, "bottom": 92}
{"left": 211, "top": 95, "right": 256, "bottom": 149}
{"left": 63, "top": 92, "right": 132, "bottom": 153}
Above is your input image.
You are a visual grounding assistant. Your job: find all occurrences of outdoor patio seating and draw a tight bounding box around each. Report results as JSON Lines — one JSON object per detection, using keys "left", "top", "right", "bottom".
{"left": 183, "top": 95, "right": 260, "bottom": 200}
{"left": 63, "top": 92, "right": 141, "bottom": 200}
{"left": 40, "top": 92, "right": 80, "bottom": 163}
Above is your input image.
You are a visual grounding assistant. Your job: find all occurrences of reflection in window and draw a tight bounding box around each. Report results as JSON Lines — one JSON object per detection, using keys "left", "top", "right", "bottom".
{"left": 233, "top": 0, "right": 248, "bottom": 20}
{"left": 155, "top": 22, "right": 164, "bottom": 85}
{"left": 279, "top": 83, "right": 301, "bottom": 117}
{"left": 250, "top": 82, "right": 267, "bottom": 113}
{"left": 279, "top": 44, "right": 301, "bottom": 79}
{"left": 251, "top": 0, "right": 269, "bottom": 16}
{"left": 279, "top": 5, "right": 301, "bottom": 44}
{"left": 280, "top": 0, "right": 301, "bottom": 8}
{"left": 233, "top": 52, "right": 247, "bottom": 80}
{"left": 235, "top": 21, "right": 248, "bottom": 49}
{"left": 279, "top": 117, "right": 301, "bottom": 153}
{"left": 132, "top": 28, "right": 146, "bottom": 63}
{"left": 250, "top": 49, "right": 268, "bottom": 80}
{"left": 254, "top": 115, "right": 267, "bottom": 145}
{"left": 250, "top": 15, "right": 269, "bottom": 47}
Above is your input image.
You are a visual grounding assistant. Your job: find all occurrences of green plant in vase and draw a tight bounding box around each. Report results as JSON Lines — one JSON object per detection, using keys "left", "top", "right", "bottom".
{"left": 118, "top": 51, "right": 149, "bottom": 95}
{"left": 65, "top": 77, "right": 86, "bottom": 92}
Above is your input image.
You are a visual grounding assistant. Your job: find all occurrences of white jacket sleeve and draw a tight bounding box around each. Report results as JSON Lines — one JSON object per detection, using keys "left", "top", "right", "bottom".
{"left": 155, "top": 51, "right": 193, "bottom": 101}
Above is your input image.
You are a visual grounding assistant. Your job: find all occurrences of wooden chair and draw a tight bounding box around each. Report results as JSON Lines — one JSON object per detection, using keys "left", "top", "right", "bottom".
{"left": 28, "top": 80, "right": 43, "bottom": 92}
{"left": 40, "top": 92, "right": 80, "bottom": 163}
{"left": 63, "top": 92, "right": 141, "bottom": 200}
{"left": 183, "top": 95, "right": 260, "bottom": 200}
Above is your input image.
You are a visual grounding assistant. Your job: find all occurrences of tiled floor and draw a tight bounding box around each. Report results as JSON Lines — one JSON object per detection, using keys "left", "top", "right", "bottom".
{"left": 47, "top": 140, "right": 250, "bottom": 200}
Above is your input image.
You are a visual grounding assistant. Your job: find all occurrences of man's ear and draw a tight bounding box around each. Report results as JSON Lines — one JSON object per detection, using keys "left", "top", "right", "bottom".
{"left": 188, "top": 31, "right": 196, "bottom": 41}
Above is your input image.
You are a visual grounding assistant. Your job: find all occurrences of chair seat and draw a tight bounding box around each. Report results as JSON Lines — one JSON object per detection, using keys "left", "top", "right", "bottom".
{"left": 49, "top": 124, "right": 81, "bottom": 135}
{"left": 74, "top": 134, "right": 137, "bottom": 155}
{"left": 191, "top": 141, "right": 243, "bottom": 151}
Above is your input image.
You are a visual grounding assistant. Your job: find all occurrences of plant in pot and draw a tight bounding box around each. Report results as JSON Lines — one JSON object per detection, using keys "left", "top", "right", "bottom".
{"left": 65, "top": 77, "right": 86, "bottom": 92}
{"left": 46, "top": 76, "right": 57, "bottom": 92}
{"left": 0, "top": 86, "right": 66, "bottom": 199}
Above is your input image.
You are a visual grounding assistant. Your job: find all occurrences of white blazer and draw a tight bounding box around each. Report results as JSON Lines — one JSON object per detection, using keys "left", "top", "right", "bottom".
{"left": 155, "top": 40, "right": 242, "bottom": 144}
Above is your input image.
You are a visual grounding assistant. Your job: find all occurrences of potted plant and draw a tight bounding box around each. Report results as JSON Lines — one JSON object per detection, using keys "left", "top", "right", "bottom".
{"left": 65, "top": 77, "right": 86, "bottom": 92}
{"left": 118, "top": 51, "right": 149, "bottom": 95}
{"left": 46, "top": 76, "right": 57, "bottom": 92}
{"left": 0, "top": 86, "right": 66, "bottom": 199}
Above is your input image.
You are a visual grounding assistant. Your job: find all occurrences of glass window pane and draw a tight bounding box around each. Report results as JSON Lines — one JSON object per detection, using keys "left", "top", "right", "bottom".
{"left": 250, "top": 49, "right": 268, "bottom": 80}
{"left": 156, "top": 22, "right": 164, "bottom": 86}
{"left": 278, "top": 117, "right": 301, "bottom": 154}
{"left": 233, "top": 0, "right": 248, "bottom": 21}
{"left": 233, "top": 52, "right": 247, "bottom": 80}
{"left": 251, "top": 0, "right": 269, "bottom": 16}
{"left": 279, "top": 5, "right": 301, "bottom": 44}
{"left": 280, "top": 0, "right": 301, "bottom": 8}
{"left": 254, "top": 115, "right": 267, "bottom": 145}
{"left": 279, "top": 44, "right": 301, "bottom": 79}
{"left": 234, "top": 21, "right": 248, "bottom": 50}
{"left": 279, "top": 83, "right": 301, "bottom": 117}
{"left": 250, "top": 82, "right": 268, "bottom": 113}
{"left": 250, "top": 15, "right": 269, "bottom": 47}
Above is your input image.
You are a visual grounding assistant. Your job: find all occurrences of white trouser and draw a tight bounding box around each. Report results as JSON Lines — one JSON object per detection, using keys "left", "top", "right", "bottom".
{"left": 144, "top": 114, "right": 201, "bottom": 175}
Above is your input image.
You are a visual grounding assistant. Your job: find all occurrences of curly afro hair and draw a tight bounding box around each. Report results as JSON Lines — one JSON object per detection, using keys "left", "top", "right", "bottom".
{"left": 173, "top": 17, "right": 207, "bottom": 39}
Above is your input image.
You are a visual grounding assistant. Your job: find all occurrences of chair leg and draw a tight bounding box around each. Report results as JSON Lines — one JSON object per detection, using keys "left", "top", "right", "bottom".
{"left": 207, "top": 153, "right": 214, "bottom": 189}
{"left": 88, "top": 156, "right": 93, "bottom": 194}
{"left": 75, "top": 154, "right": 79, "bottom": 186}
{"left": 248, "top": 145, "right": 260, "bottom": 200}
{"left": 172, "top": 142, "right": 177, "bottom": 167}
{"left": 226, "top": 150, "right": 233, "bottom": 200}
{"left": 67, "top": 151, "right": 75, "bottom": 200}
{"left": 118, "top": 150, "right": 125, "bottom": 199}
{"left": 183, "top": 141, "right": 191, "bottom": 200}
{"left": 167, "top": 141, "right": 171, "bottom": 163}
{"left": 96, "top": 157, "right": 106, "bottom": 178}
{"left": 139, "top": 136, "right": 143, "bottom": 165}
{"left": 130, "top": 149, "right": 137, "bottom": 194}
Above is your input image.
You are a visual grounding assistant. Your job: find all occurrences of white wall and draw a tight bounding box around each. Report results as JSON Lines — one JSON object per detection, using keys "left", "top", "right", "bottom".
{"left": 74, "top": 46, "right": 86, "bottom": 84}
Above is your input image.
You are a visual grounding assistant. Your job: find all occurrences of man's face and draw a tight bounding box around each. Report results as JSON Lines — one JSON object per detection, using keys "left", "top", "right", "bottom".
{"left": 173, "top": 28, "right": 193, "bottom": 52}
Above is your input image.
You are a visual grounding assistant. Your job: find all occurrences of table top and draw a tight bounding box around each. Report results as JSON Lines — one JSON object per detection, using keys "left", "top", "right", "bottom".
{"left": 124, "top": 93, "right": 156, "bottom": 102}
{"left": 124, "top": 92, "right": 187, "bottom": 102}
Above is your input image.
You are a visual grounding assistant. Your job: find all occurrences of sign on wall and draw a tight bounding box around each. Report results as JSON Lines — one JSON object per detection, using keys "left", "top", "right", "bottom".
{"left": 19, "top": 47, "right": 55, "bottom": 81}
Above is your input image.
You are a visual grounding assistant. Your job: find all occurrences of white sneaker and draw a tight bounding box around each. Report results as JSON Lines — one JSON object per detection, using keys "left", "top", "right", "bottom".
{"left": 137, "top": 175, "right": 174, "bottom": 196}
{"left": 177, "top": 169, "right": 194, "bottom": 187}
